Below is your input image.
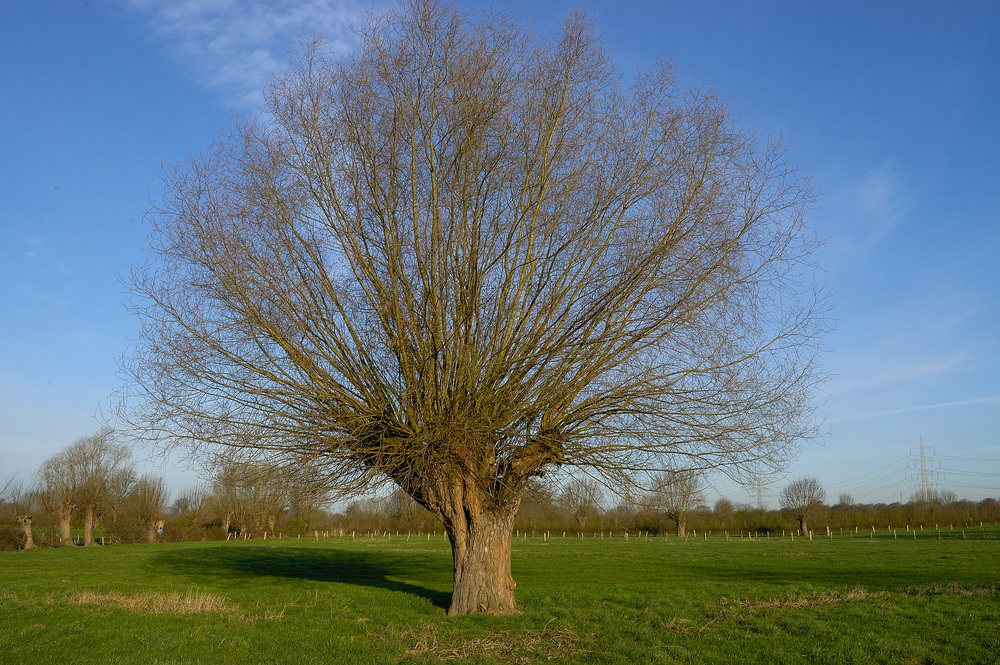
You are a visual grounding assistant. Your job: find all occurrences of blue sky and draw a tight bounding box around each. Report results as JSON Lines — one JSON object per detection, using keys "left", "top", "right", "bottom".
{"left": 1, "top": 1, "right": 997, "bottom": 506}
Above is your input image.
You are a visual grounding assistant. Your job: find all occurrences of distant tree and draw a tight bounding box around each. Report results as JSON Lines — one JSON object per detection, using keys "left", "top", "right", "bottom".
{"left": 37, "top": 449, "right": 80, "bottom": 546}
{"left": 649, "top": 470, "right": 706, "bottom": 537}
{"left": 128, "top": 475, "right": 169, "bottom": 543}
{"left": 171, "top": 483, "right": 213, "bottom": 528}
{"left": 213, "top": 460, "right": 288, "bottom": 536}
{"left": 779, "top": 477, "right": 826, "bottom": 536}
{"left": 837, "top": 493, "right": 854, "bottom": 508}
{"left": 67, "top": 429, "right": 135, "bottom": 546}
{"left": 287, "top": 473, "right": 334, "bottom": 535}
{"left": 2, "top": 477, "right": 37, "bottom": 550}
{"left": 713, "top": 497, "right": 735, "bottom": 529}
{"left": 122, "top": 0, "right": 826, "bottom": 614}
{"left": 559, "top": 479, "right": 603, "bottom": 532}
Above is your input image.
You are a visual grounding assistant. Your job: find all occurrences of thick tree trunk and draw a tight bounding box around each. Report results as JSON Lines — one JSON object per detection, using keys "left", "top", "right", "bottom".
{"left": 83, "top": 506, "right": 98, "bottom": 546}
{"left": 16, "top": 515, "right": 35, "bottom": 550}
{"left": 446, "top": 509, "right": 518, "bottom": 615}
{"left": 798, "top": 517, "right": 808, "bottom": 536}
{"left": 58, "top": 511, "right": 74, "bottom": 546}
{"left": 675, "top": 519, "right": 686, "bottom": 538}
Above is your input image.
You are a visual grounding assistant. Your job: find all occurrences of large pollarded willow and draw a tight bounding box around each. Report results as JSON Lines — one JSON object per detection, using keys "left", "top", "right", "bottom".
{"left": 125, "top": 0, "right": 825, "bottom": 614}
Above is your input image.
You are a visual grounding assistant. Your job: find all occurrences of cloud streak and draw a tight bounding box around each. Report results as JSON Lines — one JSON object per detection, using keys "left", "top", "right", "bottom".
{"left": 831, "top": 396, "right": 1000, "bottom": 423}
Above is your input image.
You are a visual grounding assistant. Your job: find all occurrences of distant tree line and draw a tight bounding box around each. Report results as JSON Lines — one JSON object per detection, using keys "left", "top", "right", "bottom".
{"left": 4, "top": 443, "right": 998, "bottom": 551}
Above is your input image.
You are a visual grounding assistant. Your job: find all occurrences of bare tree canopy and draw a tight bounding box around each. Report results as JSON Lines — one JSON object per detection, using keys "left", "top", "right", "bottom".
{"left": 2, "top": 477, "right": 37, "bottom": 550}
{"left": 122, "top": 0, "right": 826, "bottom": 614}
{"left": 70, "top": 428, "right": 136, "bottom": 547}
{"left": 779, "top": 476, "right": 826, "bottom": 536}
{"left": 649, "top": 469, "right": 706, "bottom": 537}
{"left": 559, "top": 478, "right": 603, "bottom": 532}
{"left": 128, "top": 475, "right": 169, "bottom": 543}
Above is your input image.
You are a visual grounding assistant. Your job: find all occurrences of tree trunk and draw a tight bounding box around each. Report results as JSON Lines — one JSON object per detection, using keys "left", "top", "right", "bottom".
{"left": 446, "top": 510, "right": 517, "bottom": 615}
{"left": 798, "top": 517, "right": 807, "bottom": 537}
{"left": 576, "top": 516, "right": 587, "bottom": 532}
{"left": 58, "top": 510, "right": 74, "bottom": 546}
{"left": 16, "top": 515, "right": 35, "bottom": 550}
{"left": 675, "top": 519, "right": 686, "bottom": 538}
{"left": 83, "top": 506, "right": 98, "bottom": 546}
{"left": 147, "top": 521, "right": 157, "bottom": 543}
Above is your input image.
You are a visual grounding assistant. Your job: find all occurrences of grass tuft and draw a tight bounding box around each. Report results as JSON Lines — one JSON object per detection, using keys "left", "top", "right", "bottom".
{"left": 72, "top": 589, "right": 235, "bottom": 615}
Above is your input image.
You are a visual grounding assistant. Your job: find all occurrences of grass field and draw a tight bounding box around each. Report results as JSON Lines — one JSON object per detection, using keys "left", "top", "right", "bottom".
{"left": 2, "top": 530, "right": 998, "bottom": 664}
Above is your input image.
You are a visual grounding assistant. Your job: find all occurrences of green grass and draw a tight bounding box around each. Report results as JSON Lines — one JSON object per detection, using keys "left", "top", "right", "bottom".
{"left": 2, "top": 531, "right": 999, "bottom": 663}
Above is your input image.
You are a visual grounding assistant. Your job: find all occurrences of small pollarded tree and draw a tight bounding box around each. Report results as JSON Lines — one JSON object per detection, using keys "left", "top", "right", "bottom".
{"left": 559, "top": 478, "right": 603, "bottom": 533}
{"left": 122, "top": 0, "right": 826, "bottom": 614}
{"left": 213, "top": 459, "right": 289, "bottom": 536}
{"left": 128, "top": 475, "right": 169, "bottom": 543}
{"left": 172, "top": 483, "right": 213, "bottom": 528}
{"left": 37, "top": 448, "right": 80, "bottom": 546}
{"left": 780, "top": 477, "right": 826, "bottom": 536}
{"left": 67, "top": 429, "right": 135, "bottom": 546}
{"left": 649, "top": 469, "right": 706, "bottom": 537}
{"left": 2, "top": 477, "right": 37, "bottom": 550}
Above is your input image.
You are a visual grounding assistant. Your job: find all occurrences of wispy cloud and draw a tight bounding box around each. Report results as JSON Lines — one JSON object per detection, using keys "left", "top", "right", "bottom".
{"left": 831, "top": 396, "right": 1000, "bottom": 423}
{"left": 821, "top": 164, "right": 908, "bottom": 269}
{"left": 126, "top": 0, "right": 363, "bottom": 103}
{"left": 832, "top": 353, "right": 967, "bottom": 395}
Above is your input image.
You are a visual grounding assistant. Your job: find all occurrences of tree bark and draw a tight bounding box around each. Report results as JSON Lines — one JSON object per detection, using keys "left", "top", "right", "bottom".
{"left": 82, "top": 506, "right": 98, "bottom": 546}
{"left": 16, "top": 515, "right": 35, "bottom": 550}
{"left": 445, "top": 508, "right": 518, "bottom": 615}
{"left": 798, "top": 517, "right": 808, "bottom": 537}
{"left": 57, "top": 510, "right": 74, "bottom": 546}
{"left": 675, "top": 519, "right": 686, "bottom": 538}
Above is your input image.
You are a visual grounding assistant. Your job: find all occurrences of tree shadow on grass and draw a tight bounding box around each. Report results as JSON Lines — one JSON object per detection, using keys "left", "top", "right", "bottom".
{"left": 154, "top": 544, "right": 452, "bottom": 610}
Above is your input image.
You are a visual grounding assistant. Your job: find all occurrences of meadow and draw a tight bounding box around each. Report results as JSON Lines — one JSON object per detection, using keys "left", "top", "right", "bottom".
{"left": 2, "top": 529, "right": 998, "bottom": 664}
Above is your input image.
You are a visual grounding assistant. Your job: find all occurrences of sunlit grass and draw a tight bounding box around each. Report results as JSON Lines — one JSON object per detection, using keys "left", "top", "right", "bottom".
{"left": 1, "top": 530, "right": 998, "bottom": 663}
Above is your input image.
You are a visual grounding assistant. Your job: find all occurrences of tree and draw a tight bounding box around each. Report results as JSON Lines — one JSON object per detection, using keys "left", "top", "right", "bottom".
{"left": 66, "top": 429, "right": 135, "bottom": 546}
{"left": 779, "top": 477, "right": 826, "bottom": 536}
{"left": 2, "top": 477, "right": 37, "bottom": 550}
{"left": 713, "top": 497, "right": 735, "bottom": 530}
{"left": 212, "top": 459, "right": 288, "bottom": 537}
{"left": 649, "top": 469, "right": 706, "bottom": 537}
{"left": 128, "top": 475, "right": 169, "bottom": 543}
{"left": 37, "top": 449, "right": 80, "bottom": 546}
{"left": 171, "top": 483, "right": 213, "bottom": 528}
{"left": 122, "top": 0, "right": 825, "bottom": 614}
{"left": 559, "top": 478, "right": 603, "bottom": 533}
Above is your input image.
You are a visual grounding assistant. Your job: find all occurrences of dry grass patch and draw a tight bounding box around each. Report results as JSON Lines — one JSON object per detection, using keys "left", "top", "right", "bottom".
{"left": 720, "top": 587, "right": 886, "bottom": 611}
{"left": 401, "top": 622, "right": 588, "bottom": 663}
{"left": 719, "top": 584, "right": 999, "bottom": 613}
{"left": 72, "top": 589, "right": 236, "bottom": 615}
{"left": 903, "top": 583, "right": 998, "bottom": 598}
